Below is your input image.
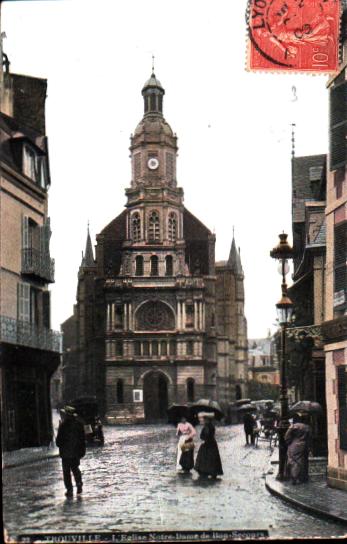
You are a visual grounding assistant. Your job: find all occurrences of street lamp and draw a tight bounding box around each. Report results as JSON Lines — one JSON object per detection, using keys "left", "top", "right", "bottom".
{"left": 270, "top": 232, "right": 294, "bottom": 481}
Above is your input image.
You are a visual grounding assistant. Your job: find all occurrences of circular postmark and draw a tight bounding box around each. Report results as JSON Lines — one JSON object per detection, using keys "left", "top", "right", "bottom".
{"left": 247, "top": 0, "right": 335, "bottom": 68}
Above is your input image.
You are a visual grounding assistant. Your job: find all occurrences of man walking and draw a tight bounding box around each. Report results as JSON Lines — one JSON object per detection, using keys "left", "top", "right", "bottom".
{"left": 243, "top": 411, "right": 256, "bottom": 446}
{"left": 56, "top": 406, "right": 86, "bottom": 497}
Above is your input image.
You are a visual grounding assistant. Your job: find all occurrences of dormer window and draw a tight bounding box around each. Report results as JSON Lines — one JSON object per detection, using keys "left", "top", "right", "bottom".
{"left": 22, "top": 144, "right": 47, "bottom": 188}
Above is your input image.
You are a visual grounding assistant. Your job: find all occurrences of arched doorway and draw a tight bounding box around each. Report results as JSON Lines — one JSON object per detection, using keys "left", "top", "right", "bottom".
{"left": 235, "top": 384, "right": 242, "bottom": 400}
{"left": 143, "top": 371, "right": 168, "bottom": 423}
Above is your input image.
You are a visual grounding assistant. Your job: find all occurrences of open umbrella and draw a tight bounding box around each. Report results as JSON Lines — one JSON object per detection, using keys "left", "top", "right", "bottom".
{"left": 167, "top": 404, "right": 191, "bottom": 424}
{"left": 235, "top": 398, "right": 251, "bottom": 407}
{"left": 190, "top": 399, "right": 224, "bottom": 421}
{"left": 289, "top": 400, "right": 322, "bottom": 415}
{"left": 237, "top": 403, "right": 257, "bottom": 412}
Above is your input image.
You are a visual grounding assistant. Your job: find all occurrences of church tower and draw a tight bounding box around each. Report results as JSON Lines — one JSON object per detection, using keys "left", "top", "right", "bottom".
{"left": 215, "top": 235, "right": 248, "bottom": 405}
{"left": 121, "top": 70, "right": 186, "bottom": 278}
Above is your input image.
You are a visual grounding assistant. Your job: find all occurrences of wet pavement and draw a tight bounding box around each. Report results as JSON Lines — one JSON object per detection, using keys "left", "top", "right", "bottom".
{"left": 3, "top": 424, "right": 347, "bottom": 540}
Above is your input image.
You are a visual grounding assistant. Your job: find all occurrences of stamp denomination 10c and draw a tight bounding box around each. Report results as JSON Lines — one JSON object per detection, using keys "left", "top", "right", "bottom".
{"left": 247, "top": 0, "right": 341, "bottom": 72}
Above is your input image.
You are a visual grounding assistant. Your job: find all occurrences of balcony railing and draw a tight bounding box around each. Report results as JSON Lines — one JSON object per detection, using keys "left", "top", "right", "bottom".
{"left": 22, "top": 248, "right": 55, "bottom": 283}
{"left": 0, "top": 315, "right": 62, "bottom": 353}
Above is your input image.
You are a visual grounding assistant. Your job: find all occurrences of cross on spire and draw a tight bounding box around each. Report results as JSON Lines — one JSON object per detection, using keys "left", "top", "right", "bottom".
{"left": 152, "top": 54, "right": 155, "bottom": 74}
{"left": 291, "top": 123, "right": 296, "bottom": 159}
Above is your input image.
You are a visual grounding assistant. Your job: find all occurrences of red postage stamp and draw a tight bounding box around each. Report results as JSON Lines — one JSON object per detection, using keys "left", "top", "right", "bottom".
{"left": 247, "top": 0, "right": 341, "bottom": 72}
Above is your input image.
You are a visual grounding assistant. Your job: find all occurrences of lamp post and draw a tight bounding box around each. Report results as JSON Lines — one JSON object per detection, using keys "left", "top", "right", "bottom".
{"left": 270, "top": 232, "right": 294, "bottom": 481}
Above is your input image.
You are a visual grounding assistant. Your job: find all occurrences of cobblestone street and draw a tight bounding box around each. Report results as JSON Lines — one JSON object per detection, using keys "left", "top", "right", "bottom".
{"left": 3, "top": 424, "right": 346, "bottom": 540}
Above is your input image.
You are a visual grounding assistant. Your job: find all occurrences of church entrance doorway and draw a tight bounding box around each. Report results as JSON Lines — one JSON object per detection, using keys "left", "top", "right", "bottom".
{"left": 143, "top": 371, "right": 168, "bottom": 423}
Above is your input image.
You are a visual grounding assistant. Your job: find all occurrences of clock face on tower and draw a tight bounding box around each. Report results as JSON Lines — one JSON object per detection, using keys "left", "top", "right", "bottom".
{"left": 147, "top": 157, "right": 159, "bottom": 170}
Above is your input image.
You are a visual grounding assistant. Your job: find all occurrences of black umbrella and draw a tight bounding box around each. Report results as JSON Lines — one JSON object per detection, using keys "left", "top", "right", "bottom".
{"left": 235, "top": 398, "right": 252, "bottom": 407}
{"left": 237, "top": 403, "right": 257, "bottom": 412}
{"left": 167, "top": 404, "right": 191, "bottom": 424}
{"left": 289, "top": 400, "right": 322, "bottom": 415}
{"left": 190, "top": 399, "right": 224, "bottom": 421}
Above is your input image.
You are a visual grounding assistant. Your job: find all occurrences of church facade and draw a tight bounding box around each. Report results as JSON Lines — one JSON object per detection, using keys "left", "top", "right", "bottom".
{"left": 62, "top": 72, "right": 248, "bottom": 423}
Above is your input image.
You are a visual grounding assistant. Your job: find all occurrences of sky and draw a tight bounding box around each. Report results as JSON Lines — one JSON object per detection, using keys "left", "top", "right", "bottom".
{"left": 2, "top": 0, "right": 330, "bottom": 338}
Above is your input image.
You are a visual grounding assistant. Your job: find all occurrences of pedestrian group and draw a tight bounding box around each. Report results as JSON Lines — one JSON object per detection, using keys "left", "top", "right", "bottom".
{"left": 241, "top": 407, "right": 312, "bottom": 486}
{"left": 176, "top": 413, "right": 223, "bottom": 478}
{"left": 56, "top": 404, "right": 311, "bottom": 497}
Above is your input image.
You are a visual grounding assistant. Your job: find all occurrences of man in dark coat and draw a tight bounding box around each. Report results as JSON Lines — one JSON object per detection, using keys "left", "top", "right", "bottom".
{"left": 56, "top": 406, "right": 86, "bottom": 497}
{"left": 243, "top": 412, "right": 256, "bottom": 445}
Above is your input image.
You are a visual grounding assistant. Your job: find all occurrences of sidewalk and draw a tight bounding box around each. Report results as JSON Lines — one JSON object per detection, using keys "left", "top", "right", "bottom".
{"left": 3, "top": 445, "right": 59, "bottom": 469}
{"left": 3, "top": 411, "right": 60, "bottom": 469}
{"left": 266, "top": 452, "right": 347, "bottom": 525}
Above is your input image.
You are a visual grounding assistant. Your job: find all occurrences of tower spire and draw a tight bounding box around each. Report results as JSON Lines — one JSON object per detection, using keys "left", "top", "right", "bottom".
{"left": 152, "top": 54, "right": 155, "bottom": 74}
{"left": 83, "top": 222, "right": 95, "bottom": 267}
{"left": 228, "top": 236, "right": 243, "bottom": 274}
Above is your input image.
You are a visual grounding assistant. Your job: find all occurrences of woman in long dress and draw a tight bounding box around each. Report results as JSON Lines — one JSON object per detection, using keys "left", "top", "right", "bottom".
{"left": 176, "top": 417, "right": 196, "bottom": 472}
{"left": 285, "top": 414, "right": 311, "bottom": 484}
{"left": 194, "top": 415, "right": 223, "bottom": 478}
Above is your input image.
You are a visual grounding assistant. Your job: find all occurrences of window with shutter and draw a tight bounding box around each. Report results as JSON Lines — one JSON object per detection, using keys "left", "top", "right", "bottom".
{"left": 42, "top": 291, "right": 51, "bottom": 329}
{"left": 334, "top": 168, "right": 345, "bottom": 199}
{"left": 333, "top": 211, "right": 347, "bottom": 315}
{"left": 329, "top": 82, "right": 347, "bottom": 171}
{"left": 41, "top": 219, "right": 51, "bottom": 255}
{"left": 17, "top": 282, "right": 30, "bottom": 322}
{"left": 337, "top": 366, "right": 347, "bottom": 451}
{"left": 22, "top": 145, "right": 36, "bottom": 179}
{"left": 30, "top": 288, "right": 40, "bottom": 326}
{"left": 22, "top": 216, "right": 29, "bottom": 249}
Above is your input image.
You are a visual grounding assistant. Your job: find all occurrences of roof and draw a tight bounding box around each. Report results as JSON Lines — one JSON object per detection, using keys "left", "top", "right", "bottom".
{"left": 81, "top": 227, "right": 95, "bottom": 267}
{"left": 228, "top": 237, "right": 243, "bottom": 274}
{"left": 98, "top": 209, "right": 127, "bottom": 239}
{"left": 142, "top": 72, "right": 164, "bottom": 92}
{"left": 183, "top": 207, "right": 212, "bottom": 239}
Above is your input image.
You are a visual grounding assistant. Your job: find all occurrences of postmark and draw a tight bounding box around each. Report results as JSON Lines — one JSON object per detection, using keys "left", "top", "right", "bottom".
{"left": 247, "top": 0, "right": 341, "bottom": 72}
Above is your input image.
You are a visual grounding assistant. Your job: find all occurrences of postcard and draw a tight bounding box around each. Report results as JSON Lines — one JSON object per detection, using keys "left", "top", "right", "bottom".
{"left": 1, "top": 0, "right": 347, "bottom": 542}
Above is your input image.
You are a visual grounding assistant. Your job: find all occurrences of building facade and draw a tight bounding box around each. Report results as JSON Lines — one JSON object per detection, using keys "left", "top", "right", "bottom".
{"left": 247, "top": 336, "right": 280, "bottom": 386}
{"left": 323, "top": 5, "right": 347, "bottom": 491}
{"left": 0, "top": 57, "right": 61, "bottom": 449}
{"left": 62, "top": 72, "right": 248, "bottom": 423}
{"left": 288, "top": 154, "right": 328, "bottom": 454}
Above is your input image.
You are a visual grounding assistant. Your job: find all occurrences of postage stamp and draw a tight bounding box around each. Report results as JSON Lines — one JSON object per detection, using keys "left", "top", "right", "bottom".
{"left": 247, "top": 0, "right": 341, "bottom": 72}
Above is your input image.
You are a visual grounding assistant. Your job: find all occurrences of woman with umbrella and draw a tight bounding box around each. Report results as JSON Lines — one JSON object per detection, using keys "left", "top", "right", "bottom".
{"left": 176, "top": 416, "right": 196, "bottom": 472}
{"left": 194, "top": 413, "right": 223, "bottom": 479}
{"left": 285, "top": 409, "right": 313, "bottom": 485}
